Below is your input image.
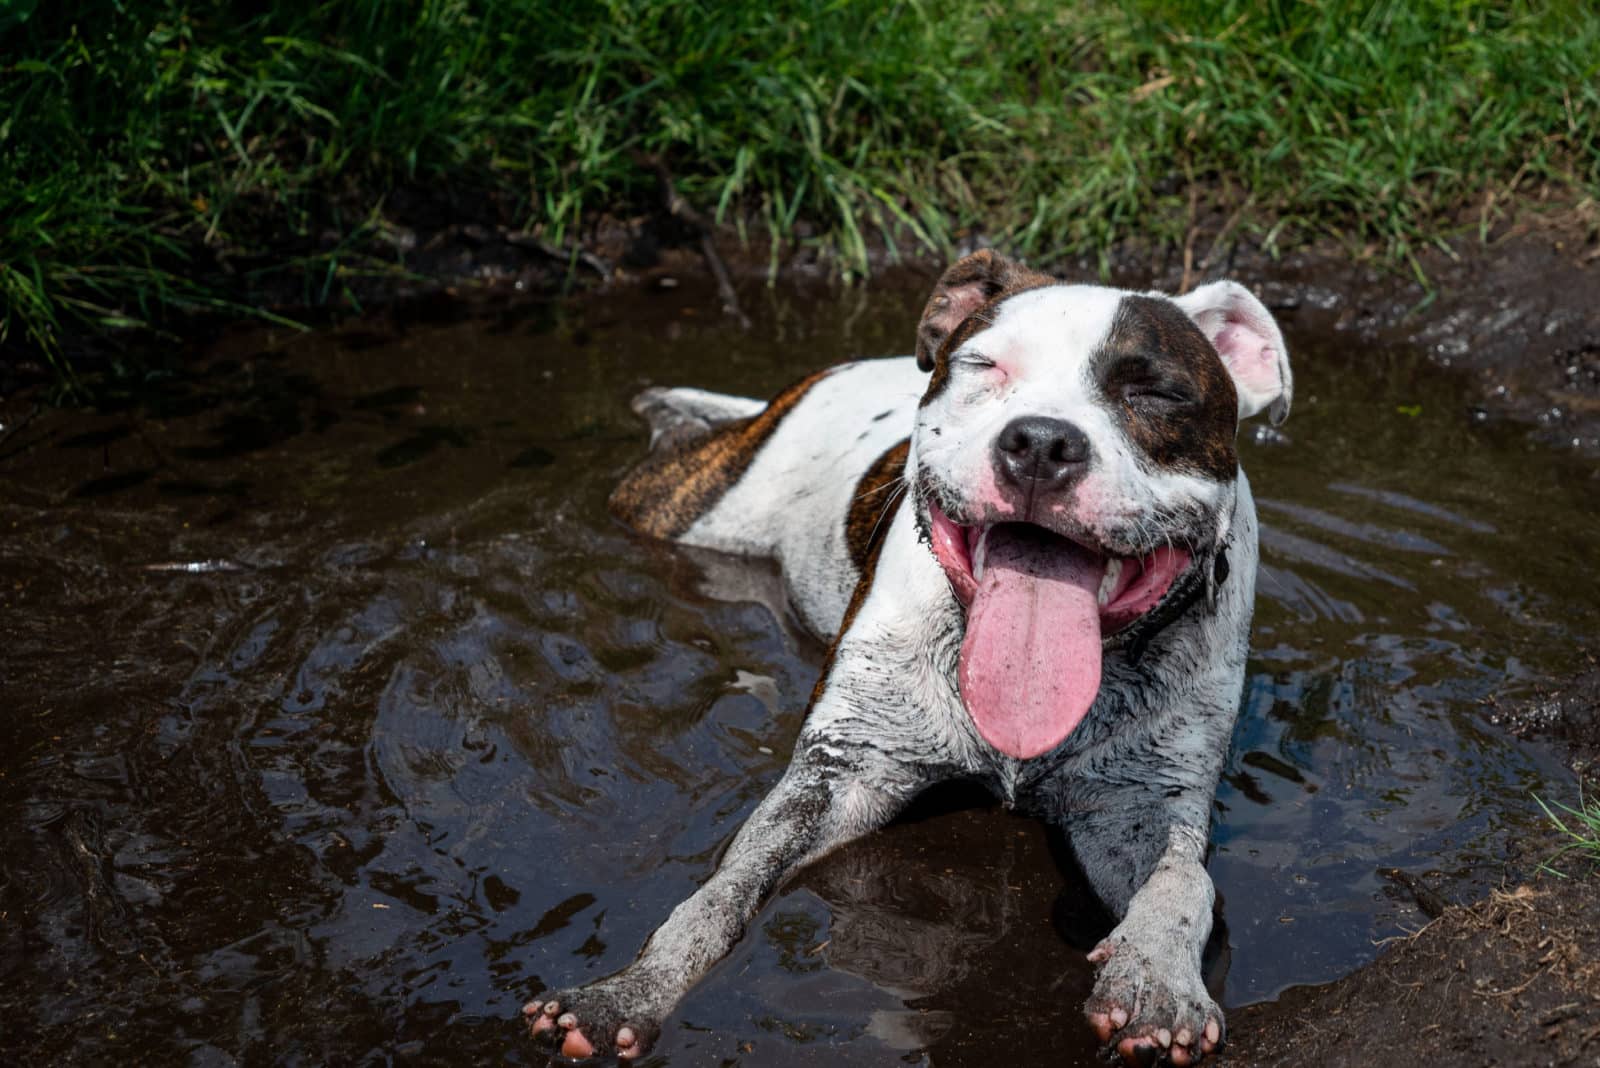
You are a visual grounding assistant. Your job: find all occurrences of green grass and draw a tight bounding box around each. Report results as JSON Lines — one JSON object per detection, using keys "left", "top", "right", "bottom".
{"left": 3, "top": 0, "right": 1599, "bottom": 369}
{"left": 1538, "top": 789, "right": 1600, "bottom": 876}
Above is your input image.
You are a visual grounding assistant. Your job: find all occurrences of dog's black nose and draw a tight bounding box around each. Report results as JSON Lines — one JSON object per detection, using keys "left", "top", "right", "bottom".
{"left": 995, "top": 415, "right": 1091, "bottom": 486}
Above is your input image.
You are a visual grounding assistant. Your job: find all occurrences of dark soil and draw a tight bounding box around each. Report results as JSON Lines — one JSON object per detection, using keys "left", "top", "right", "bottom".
{"left": 1229, "top": 879, "right": 1600, "bottom": 1067}
{"left": 1490, "top": 656, "right": 1600, "bottom": 784}
{"left": 10, "top": 189, "right": 1598, "bottom": 461}
{"left": 1240, "top": 220, "right": 1600, "bottom": 458}
{"left": 1230, "top": 667, "right": 1600, "bottom": 1067}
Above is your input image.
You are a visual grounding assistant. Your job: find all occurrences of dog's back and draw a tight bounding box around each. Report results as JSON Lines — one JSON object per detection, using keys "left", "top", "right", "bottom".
{"left": 610, "top": 357, "right": 924, "bottom": 636}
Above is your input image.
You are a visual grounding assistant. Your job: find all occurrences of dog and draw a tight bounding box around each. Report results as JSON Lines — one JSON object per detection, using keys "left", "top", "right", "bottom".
{"left": 526, "top": 250, "right": 1291, "bottom": 1066}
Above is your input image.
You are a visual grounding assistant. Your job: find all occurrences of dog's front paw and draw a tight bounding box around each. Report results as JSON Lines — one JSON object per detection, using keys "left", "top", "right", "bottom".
{"left": 1084, "top": 936, "right": 1222, "bottom": 1067}
{"left": 523, "top": 981, "right": 660, "bottom": 1061}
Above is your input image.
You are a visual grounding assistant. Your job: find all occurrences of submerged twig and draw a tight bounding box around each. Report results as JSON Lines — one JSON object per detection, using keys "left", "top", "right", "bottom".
{"left": 142, "top": 559, "right": 249, "bottom": 574}
{"left": 633, "top": 151, "right": 751, "bottom": 329}
{"left": 0, "top": 404, "right": 41, "bottom": 454}
{"left": 1179, "top": 185, "right": 1200, "bottom": 294}
{"left": 1378, "top": 866, "right": 1451, "bottom": 919}
{"left": 503, "top": 231, "right": 613, "bottom": 280}
{"left": 1199, "top": 194, "right": 1255, "bottom": 276}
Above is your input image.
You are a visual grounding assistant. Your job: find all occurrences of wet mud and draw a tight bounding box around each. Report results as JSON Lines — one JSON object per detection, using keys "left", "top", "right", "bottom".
{"left": 1225, "top": 223, "right": 1600, "bottom": 458}
{"left": 333, "top": 206, "right": 1600, "bottom": 457}
{"left": 1491, "top": 656, "right": 1600, "bottom": 782}
{"left": 1230, "top": 879, "right": 1600, "bottom": 1067}
{"left": 1, "top": 273, "right": 1597, "bottom": 1065}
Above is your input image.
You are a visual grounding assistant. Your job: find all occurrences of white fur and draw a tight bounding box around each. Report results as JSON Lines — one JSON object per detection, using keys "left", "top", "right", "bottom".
{"left": 682, "top": 356, "right": 926, "bottom": 634}
{"left": 914, "top": 286, "right": 1232, "bottom": 557}
{"left": 549, "top": 279, "right": 1290, "bottom": 1063}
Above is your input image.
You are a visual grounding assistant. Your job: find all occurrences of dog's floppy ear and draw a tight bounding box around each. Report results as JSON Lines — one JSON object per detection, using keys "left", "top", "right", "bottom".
{"left": 915, "top": 250, "right": 1048, "bottom": 371}
{"left": 1172, "top": 280, "right": 1293, "bottom": 425}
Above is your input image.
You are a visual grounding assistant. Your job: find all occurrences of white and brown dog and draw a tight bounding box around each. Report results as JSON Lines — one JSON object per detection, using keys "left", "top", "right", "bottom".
{"left": 526, "top": 251, "right": 1292, "bottom": 1066}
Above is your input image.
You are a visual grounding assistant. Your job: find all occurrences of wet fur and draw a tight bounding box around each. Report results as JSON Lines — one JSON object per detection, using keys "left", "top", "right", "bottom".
{"left": 545, "top": 271, "right": 1288, "bottom": 1065}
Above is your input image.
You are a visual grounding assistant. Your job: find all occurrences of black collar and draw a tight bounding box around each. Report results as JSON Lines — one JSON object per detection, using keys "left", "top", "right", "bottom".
{"left": 1108, "top": 542, "right": 1230, "bottom": 668}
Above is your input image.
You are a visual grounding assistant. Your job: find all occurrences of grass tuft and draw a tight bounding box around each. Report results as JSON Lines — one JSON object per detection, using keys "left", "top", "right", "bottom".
{"left": 1536, "top": 789, "right": 1600, "bottom": 876}
{"left": 3, "top": 0, "right": 1599, "bottom": 368}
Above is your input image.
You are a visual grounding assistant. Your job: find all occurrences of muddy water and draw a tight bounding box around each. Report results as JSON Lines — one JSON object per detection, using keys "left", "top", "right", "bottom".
{"left": 1, "top": 281, "right": 1596, "bottom": 1066}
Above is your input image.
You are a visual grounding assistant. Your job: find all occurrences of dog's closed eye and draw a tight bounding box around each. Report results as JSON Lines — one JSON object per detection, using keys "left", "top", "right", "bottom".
{"left": 1122, "top": 383, "right": 1195, "bottom": 408}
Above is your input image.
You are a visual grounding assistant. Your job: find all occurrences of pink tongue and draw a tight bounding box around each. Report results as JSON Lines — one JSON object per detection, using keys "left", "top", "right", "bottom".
{"left": 958, "top": 526, "right": 1104, "bottom": 759}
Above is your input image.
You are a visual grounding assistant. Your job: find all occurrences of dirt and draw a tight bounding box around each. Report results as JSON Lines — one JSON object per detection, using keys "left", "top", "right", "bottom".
{"left": 9, "top": 187, "right": 1598, "bottom": 459}
{"left": 1229, "top": 665, "right": 1600, "bottom": 1068}
{"left": 1490, "top": 655, "right": 1600, "bottom": 784}
{"left": 498, "top": 205, "right": 1600, "bottom": 453}
{"left": 1229, "top": 879, "right": 1600, "bottom": 1067}
{"left": 1235, "top": 219, "right": 1600, "bottom": 458}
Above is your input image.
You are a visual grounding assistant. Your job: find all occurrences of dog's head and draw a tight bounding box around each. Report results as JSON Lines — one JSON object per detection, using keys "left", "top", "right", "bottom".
{"left": 909, "top": 250, "right": 1292, "bottom": 760}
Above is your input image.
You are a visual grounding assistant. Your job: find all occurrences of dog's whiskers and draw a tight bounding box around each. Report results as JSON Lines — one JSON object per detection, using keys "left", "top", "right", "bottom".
{"left": 855, "top": 474, "right": 908, "bottom": 500}
{"left": 865, "top": 479, "right": 910, "bottom": 550}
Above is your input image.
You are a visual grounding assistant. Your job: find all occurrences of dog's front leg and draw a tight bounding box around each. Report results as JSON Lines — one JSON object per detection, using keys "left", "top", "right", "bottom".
{"left": 1060, "top": 781, "right": 1224, "bottom": 1068}
{"left": 525, "top": 738, "right": 922, "bottom": 1059}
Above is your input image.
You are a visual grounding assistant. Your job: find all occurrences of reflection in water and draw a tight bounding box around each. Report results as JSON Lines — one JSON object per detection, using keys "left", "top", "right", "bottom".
{"left": 0, "top": 282, "right": 1595, "bottom": 1064}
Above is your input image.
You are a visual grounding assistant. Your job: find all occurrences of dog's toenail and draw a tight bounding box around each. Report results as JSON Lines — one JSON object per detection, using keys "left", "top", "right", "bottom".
{"left": 1111, "top": 1007, "right": 1129, "bottom": 1028}
{"left": 1205, "top": 1019, "right": 1220, "bottom": 1043}
{"left": 1157, "top": 1028, "right": 1172, "bottom": 1047}
{"left": 558, "top": 1012, "right": 577, "bottom": 1029}
{"left": 617, "top": 1026, "right": 635, "bottom": 1048}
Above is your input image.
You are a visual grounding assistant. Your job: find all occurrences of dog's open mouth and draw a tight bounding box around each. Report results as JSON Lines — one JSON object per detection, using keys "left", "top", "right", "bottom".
{"left": 927, "top": 502, "right": 1192, "bottom": 760}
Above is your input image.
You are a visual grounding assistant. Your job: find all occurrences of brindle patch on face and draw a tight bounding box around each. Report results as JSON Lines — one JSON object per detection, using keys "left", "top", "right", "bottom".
{"left": 920, "top": 277, "right": 1056, "bottom": 409}
{"left": 609, "top": 368, "right": 832, "bottom": 540}
{"left": 915, "top": 251, "right": 1056, "bottom": 396}
{"left": 1092, "top": 295, "right": 1239, "bottom": 480}
{"left": 845, "top": 438, "right": 910, "bottom": 572}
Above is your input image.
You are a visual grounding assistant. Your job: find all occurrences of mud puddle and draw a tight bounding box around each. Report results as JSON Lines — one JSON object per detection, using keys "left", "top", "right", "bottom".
{"left": 1, "top": 280, "right": 1596, "bottom": 1066}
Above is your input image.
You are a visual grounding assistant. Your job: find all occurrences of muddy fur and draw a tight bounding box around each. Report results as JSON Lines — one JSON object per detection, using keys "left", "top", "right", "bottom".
{"left": 541, "top": 257, "right": 1291, "bottom": 1065}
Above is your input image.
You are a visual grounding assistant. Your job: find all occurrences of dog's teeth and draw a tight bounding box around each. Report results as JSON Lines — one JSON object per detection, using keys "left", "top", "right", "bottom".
{"left": 1097, "top": 558, "right": 1123, "bottom": 606}
{"left": 972, "top": 527, "right": 990, "bottom": 581}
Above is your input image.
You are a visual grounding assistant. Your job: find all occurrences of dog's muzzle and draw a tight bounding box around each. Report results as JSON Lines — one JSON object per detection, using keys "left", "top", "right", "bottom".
{"left": 925, "top": 498, "right": 1206, "bottom": 761}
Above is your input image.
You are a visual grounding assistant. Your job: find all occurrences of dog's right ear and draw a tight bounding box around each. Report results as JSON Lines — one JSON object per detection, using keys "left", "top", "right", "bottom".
{"left": 1172, "top": 280, "right": 1293, "bottom": 426}
{"left": 915, "top": 250, "right": 1048, "bottom": 371}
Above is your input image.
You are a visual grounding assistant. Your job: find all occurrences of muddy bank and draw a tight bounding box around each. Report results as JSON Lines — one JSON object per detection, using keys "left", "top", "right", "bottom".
{"left": 378, "top": 205, "right": 1600, "bottom": 454}
{"left": 1229, "top": 664, "right": 1600, "bottom": 1066}
{"left": 9, "top": 197, "right": 1598, "bottom": 463}
{"left": 1492, "top": 657, "right": 1600, "bottom": 782}
{"left": 1238, "top": 222, "right": 1600, "bottom": 458}
{"left": 1230, "top": 878, "right": 1600, "bottom": 1067}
